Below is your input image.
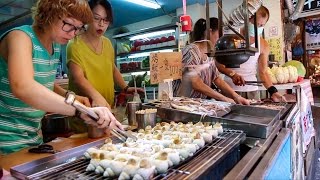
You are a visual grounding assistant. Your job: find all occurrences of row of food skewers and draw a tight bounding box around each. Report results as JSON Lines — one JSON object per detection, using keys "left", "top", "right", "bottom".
{"left": 83, "top": 121, "right": 223, "bottom": 180}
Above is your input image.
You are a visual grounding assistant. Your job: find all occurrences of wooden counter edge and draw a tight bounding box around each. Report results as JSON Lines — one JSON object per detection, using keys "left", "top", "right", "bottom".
{"left": 0, "top": 135, "right": 109, "bottom": 171}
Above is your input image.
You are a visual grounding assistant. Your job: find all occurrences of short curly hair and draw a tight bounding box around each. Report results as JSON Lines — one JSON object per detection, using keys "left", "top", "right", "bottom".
{"left": 32, "top": 0, "right": 93, "bottom": 31}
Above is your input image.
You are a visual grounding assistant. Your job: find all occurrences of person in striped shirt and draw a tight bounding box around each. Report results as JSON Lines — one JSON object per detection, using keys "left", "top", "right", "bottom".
{"left": 0, "top": 0, "right": 123, "bottom": 154}
{"left": 173, "top": 17, "right": 250, "bottom": 105}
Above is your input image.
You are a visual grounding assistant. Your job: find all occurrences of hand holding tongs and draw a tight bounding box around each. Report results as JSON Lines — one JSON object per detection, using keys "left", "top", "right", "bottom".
{"left": 65, "top": 92, "right": 137, "bottom": 143}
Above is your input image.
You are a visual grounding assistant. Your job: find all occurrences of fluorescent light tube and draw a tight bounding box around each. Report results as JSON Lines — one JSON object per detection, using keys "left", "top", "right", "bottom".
{"left": 128, "top": 52, "right": 151, "bottom": 58}
{"left": 126, "top": 0, "right": 161, "bottom": 9}
{"left": 131, "top": 71, "right": 149, "bottom": 76}
{"left": 130, "top": 30, "right": 175, "bottom": 41}
{"left": 128, "top": 49, "right": 174, "bottom": 58}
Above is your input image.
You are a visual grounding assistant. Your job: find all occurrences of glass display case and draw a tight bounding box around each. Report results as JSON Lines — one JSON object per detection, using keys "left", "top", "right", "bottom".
{"left": 112, "top": 23, "right": 182, "bottom": 76}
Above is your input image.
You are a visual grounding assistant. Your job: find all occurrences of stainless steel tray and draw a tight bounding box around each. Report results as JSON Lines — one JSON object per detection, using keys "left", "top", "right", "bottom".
{"left": 250, "top": 102, "right": 292, "bottom": 120}
{"left": 143, "top": 100, "right": 232, "bottom": 118}
{"left": 143, "top": 104, "right": 281, "bottom": 138}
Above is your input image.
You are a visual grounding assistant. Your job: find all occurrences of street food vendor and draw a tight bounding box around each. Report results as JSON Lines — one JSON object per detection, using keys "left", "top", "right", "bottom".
{"left": 216, "top": 6, "right": 286, "bottom": 102}
{"left": 0, "top": 0, "right": 122, "bottom": 154}
{"left": 173, "top": 17, "right": 250, "bottom": 105}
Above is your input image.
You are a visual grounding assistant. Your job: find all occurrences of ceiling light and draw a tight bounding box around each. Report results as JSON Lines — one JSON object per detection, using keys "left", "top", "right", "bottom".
{"left": 131, "top": 71, "right": 150, "bottom": 76}
{"left": 128, "top": 49, "right": 174, "bottom": 58}
{"left": 126, "top": 0, "right": 161, "bottom": 9}
{"left": 129, "top": 30, "right": 175, "bottom": 41}
{"left": 128, "top": 52, "right": 151, "bottom": 58}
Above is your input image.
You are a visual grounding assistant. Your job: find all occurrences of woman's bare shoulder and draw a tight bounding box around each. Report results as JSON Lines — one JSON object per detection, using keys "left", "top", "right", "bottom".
{"left": 6, "top": 30, "right": 32, "bottom": 47}
{"left": 1, "top": 30, "right": 32, "bottom": 60}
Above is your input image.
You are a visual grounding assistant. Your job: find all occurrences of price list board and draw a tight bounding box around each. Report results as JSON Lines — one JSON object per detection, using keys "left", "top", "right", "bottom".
{"left": 267, "top": 38, "right": 283, "bottom": 62}
{"left": 150, "top": 52, "right": 182, "bottom": 84}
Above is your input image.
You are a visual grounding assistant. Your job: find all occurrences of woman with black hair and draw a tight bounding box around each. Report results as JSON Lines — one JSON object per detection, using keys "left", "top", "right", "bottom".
{"left": 173, "top": 17, "right": 249, "bottom": 105}
{"left": 67, "top": 0, "right": 144, "bottom": 132}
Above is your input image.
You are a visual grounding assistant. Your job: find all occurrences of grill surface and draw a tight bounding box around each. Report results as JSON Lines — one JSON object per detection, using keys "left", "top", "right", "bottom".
{"left": 11, "top": 130, "right": 245, "bottom": 180}
{"left": 155, "top": 130, "right": 244, "bottom": 179}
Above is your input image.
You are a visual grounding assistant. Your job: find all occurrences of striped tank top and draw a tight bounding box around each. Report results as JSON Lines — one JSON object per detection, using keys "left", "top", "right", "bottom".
{"left": 0, "top": 25, "right": 60, "bottom": 154}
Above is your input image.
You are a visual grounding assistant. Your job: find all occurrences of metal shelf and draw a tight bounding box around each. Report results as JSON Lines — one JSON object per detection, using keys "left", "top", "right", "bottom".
{"left": 114, "top": 22, "right": 181, "bottom": 76}
{"left": 120, "top": 68, "right": 150, "bottom": 74}
{"left": 116, "top": 45, "right": 178, "bottom": 58}
{"left": 112, "top": 23, "right": 179, "bottom": 39}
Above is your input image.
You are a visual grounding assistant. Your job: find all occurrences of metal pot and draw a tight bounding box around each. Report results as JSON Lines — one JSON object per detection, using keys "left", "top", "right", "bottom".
{"left": 87, "top": 125, "right": 105, "bottom": 139}
{"left": 41, "top": 114, "right": 71, "bottom": 136}
{"left": 215, "top": 34, "right": 250, "bottom": 68}
{"left": 136, "top": 112, "right": 157, "bottom": 129}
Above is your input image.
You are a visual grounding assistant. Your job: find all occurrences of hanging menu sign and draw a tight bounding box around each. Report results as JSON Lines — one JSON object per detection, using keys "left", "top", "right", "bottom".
{"left": 150, "top": 52, "right": 182, "bottom": 84}
{"left": 305, "top": 18, "right": 320, "bottom": 50}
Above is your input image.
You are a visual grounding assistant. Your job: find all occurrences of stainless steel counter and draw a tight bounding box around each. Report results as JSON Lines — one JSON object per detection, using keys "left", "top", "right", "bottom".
{"left": 224, "top": 120, "right": 283, "bottom": 180}
{"left": 143, "top": 103, "right": 281, "bottom": 138}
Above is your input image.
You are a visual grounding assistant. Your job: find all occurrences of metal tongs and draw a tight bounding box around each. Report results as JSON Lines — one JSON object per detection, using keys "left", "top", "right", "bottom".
{"left": 244, "top": 81, "right": 264, "bottom": 86}
{"left": 65, "top": 92, "right": 137, "bottom": 143}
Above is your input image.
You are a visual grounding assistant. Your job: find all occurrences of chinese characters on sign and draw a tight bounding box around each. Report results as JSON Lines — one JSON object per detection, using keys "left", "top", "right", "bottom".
{"left": 150, "top": 53, "right": 159, "bottom": 83}
{"left": 150, "top": 52, "right": 182, "bottom": 84}
{"left": 305, "top": 18, "right": 320, "bottom": 50}
{"left": 267, "top": 38, "right": 283, "bottom": 61}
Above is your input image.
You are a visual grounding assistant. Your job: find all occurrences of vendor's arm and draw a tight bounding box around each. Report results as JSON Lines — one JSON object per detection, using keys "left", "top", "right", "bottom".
{"left": 216, "top": 62, "right": 245, "bottom": 85}
{"left": 68, "top": 62, "right": 110, "bottom": 108}
{"left": 5, "top": 31, "right": 121, "bottom": 130}
{"left": 190, "top": 75, "right": 235, "bottom": 103}
{"left": 7, "top": 31, "right": 76, "bottom": 116}
{"left": 214, "top": 77, "right": 250, "bottom": 105}
{"left": 258, "top": 38, "right": 286, "bottom": 102}
{"left": 53, "top": 83, "right": 90, "bottom": 107}
{"left": 113, "top": 66, "right": 144, "bottom": 93}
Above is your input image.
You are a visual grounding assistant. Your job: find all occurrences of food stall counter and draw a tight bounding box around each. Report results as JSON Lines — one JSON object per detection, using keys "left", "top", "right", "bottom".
{"left": 0, "top": 135, "right": 108, "bottom": 171}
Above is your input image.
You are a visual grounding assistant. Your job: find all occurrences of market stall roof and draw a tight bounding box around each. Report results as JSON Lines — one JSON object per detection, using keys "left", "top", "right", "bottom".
{"left": 0, "top": 0, "right": 35, "bottom": 25}
{"left": 0, "top": 0, "right": 215, "bottom": 29}
{"left": 110, "top": 0, "right": 215, "bottom": 27}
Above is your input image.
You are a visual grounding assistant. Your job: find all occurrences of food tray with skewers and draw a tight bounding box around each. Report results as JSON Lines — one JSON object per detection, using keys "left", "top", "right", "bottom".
{"left": 83, "top": 121, "right": 226, "bottom": 179}
{"left": 144, "top": 97, "right": 233, "bottom": 118}
{"left": 143, "top": 100, "right": 281, "bottom": 138}
{"left": 11, "top": 122, "right": 245, "bottom": 180}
